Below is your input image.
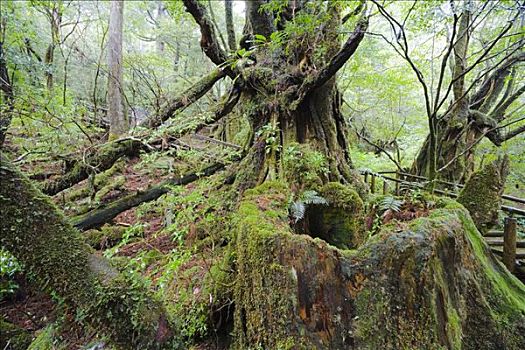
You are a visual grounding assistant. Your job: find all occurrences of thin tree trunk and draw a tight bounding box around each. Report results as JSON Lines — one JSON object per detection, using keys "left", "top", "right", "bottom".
{"left": 225, "top": 0, "right": 236, "bottom": 51}
{"left": 0, "top": 42, "right": 14, "bottom": 147}
{"left": 108, "top": 0, "right": 128, "bottom": 138}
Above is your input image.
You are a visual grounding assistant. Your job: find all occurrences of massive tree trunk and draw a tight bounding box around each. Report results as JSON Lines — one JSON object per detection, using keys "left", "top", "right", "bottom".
{"left": 232, "top": 182, "right": 525, "bottom": 349}
{"left": 225, "top": 1, "right": 367, "bottom": 192}
{"left": 107, "top": 0, "right": 128, "bottom": 138}
{"left": 0, "top": 154, "right": 173, "bottom": 349}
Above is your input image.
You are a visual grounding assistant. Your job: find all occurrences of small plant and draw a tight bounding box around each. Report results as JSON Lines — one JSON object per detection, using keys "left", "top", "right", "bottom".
{"left": 378, "top": 196, "right": 404, "bottom": 213}
{"left": 257, "top": 122, "right": 282, "bottom": 155}
{"left": 0, "top": 248, "right": 22, "bottom": 299}
{"left": 289, "top": 190, "right": 328, "bottom": 223}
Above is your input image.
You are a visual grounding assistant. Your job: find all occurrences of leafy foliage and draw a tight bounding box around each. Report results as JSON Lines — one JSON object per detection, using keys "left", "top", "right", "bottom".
{"left": 0, "top": 248, "right": 22, "bottom": 299}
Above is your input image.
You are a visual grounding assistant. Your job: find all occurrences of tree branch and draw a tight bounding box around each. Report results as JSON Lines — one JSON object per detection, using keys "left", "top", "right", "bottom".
{"left": 293, "top": 11, "right": 369, "bottom": 107}
{"left": 141, "top": 68, "right": 226, "bottom": 128}
{"left": 182, "top": 0, "right": 230, "bottom": 70}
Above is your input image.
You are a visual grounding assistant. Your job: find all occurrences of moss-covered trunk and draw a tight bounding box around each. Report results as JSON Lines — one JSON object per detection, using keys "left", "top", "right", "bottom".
{"left": 232, "top": 183, "right": 525, "bottom": 349}
{"left": 231, "top": 1, "right": 363, "bottom": 193}
{"left": 0, "top": 154, "right": 173, "bottom": 349}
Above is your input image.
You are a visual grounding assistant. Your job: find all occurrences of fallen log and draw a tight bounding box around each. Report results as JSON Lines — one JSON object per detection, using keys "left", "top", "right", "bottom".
{"left": 72, "top": 162, "right": 226, "bottom": 230}
{"left": 42, "top": 138, "right": 144, "bottom": 196}
{"left": 0, "top": 154, "right": 174, "bottom": 349}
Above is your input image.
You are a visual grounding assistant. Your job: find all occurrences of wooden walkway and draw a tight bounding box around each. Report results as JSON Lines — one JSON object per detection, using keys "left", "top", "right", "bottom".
{"left": 360, "top": 170, "right": 525, "bottom": 280}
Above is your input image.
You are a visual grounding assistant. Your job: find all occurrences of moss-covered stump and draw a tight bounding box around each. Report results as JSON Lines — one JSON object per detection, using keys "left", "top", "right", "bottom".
{"left": 234, "top": 183, "right": 525, "bottom": 349}
{"left": 0, "top": 154, "right": 173, "bottom": 349}
{"left": 457, "top": 156, "right": 509, "bottom": 233}
{"left": 306, "top": 182, "right": 365, "bottom": 249}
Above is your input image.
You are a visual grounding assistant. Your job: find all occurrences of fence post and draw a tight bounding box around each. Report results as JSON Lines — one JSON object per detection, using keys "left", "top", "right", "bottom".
{"left": 371, "top": 174, "right": 376, "bottom": 194}
{"left": 503, "top": 216, "right": 517, "bottom": 273}
{"left": 395, "top": 173, "right": 400, "bottom": 195}
{"left": 364, "top": 172, "right": 369, "bottom": 185}
{"left": 383, "top": 179, "right": 388, "bottom": 195}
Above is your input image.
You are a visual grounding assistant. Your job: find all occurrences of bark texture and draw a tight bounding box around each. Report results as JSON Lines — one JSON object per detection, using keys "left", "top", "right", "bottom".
{"left": 107, "top": 0, "right": 128, "bottom": 138}
{"left": 233, "top": 182, "right": 525, "bottom": 349}
{"left": 457, "top": 156, "right": 509, "bottom": 233}
{"left": 0, "top": 154, "right": 173, "bottom": 349}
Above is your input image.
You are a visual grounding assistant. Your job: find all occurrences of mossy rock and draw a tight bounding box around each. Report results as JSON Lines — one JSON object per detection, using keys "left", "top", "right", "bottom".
{"left": 233, "top": 183, "right": 525, "bottom": 349}
{"left": 306, "top": 182, "right": 365, "bottom": 249}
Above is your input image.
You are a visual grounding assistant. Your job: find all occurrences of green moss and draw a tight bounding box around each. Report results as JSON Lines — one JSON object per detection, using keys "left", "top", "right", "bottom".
{"left": 0, "top": 318, "right": 32, "bottom": 350}
{"left": 84, "top": 224, "right": 125, "bottom": 248}
{"left": 233, "top": 182, "right": 311, "bottom": 349}
{"left": 1, "top": 155, "right": 173, "bottom": 349}
{"left": 306, "top": 182, "right": 365, "bottom": 249}
{"left": 457, "top": 158, "right": 508, "bottom": 232}
{"left": 27, "top": 325, "right": 58, "bottom": 350}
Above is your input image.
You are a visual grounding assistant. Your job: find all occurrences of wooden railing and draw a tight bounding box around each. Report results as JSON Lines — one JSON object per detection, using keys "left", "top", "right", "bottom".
{"left": 360, "top": 169, "right": 524, "bottom": 274}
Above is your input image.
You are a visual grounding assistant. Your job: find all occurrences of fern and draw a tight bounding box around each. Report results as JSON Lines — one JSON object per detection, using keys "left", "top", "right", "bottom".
{"left": 379, "top": 196, "right": 404, "bottom": 213}
{"left": 289, "top": 190, "right": 327, "bottom": 223}
{"left": 290, "top": 201, "right": 306, "bottom": 223}
{"left": 301, "top": 190, "right": 328, "bottom": 205}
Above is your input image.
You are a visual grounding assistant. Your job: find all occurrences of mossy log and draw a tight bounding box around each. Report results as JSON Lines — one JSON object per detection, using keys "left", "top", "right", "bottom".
{"left": 457, "top": 156, "right": 509, "bottom": 233}
{"left": 72, "top": 162, "right": 226, "bottom": 230}
{"left": 0, "top": 155, "right": 173, "bottom": 349}
{"left": 42, "top": 139, "right": 143, "bottom": 196}
{"left": 233, "top": 182, "right": 525, "bottom": 349}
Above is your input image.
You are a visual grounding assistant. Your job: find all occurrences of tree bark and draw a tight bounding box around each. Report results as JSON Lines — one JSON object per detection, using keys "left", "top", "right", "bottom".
{"left": 225, "top": 0, "right": 236, "bottom": 52}
{"left": 232, "top": 182, "right": 525, "bottom": 349}
{"left": 229, "top": 1, "right": 367, "bottom": 194}
{"left": 0, "top": 41, "right": 14, "bottom": 147}
{"left": 108, "top": 0, "right": 128, "bottom": 138}
{"left": 0, "top": 154, "right": 173, "bottom": 349}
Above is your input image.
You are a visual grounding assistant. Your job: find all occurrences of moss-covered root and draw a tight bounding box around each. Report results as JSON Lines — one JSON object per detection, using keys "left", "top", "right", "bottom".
{"left": 0, "top": 154, "right": 173, "bottom": 349}
{"left": 457, "top": 155, "right": 509, "bottom": 233}
{"left": 233, "top": 182, "right": 525, "bottom": 349}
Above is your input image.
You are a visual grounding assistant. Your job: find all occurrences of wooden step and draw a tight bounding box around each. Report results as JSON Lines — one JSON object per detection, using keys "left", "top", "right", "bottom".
{"left": 484, "top": 237, "right": 525, "bottom": 248}
{"left": 484, "top": 230, "right": 504, "bottom": 237}
{"left": 490, "top": 247, "right": 525, "bottom": 259}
